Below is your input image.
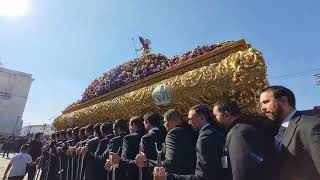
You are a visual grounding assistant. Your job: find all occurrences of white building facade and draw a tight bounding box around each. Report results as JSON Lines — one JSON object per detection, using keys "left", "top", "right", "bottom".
{"left": 0, "top": 67, "right": 33, "bottom": 135}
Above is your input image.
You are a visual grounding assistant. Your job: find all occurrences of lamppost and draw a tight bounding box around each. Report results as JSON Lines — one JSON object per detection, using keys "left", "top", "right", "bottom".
{"left": 315, "top": 73, "right": 320, "bottom": 85}
{"left": 27, "top": 122, "right": 32, "bottom": 135}
{"left": 42, "top": 123, "right": 47, "bottom": 133}
{"left": 44, "top": 116, "right": 55, "bottom": 134}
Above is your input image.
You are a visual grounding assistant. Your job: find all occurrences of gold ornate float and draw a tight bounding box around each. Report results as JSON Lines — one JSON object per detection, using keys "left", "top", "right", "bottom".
{"left": 53, "top": 39, "right": 268, "bottom": 130}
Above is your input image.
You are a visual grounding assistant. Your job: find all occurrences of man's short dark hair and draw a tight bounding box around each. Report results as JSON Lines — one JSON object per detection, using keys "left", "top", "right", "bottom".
{"left": 114, "top": 119, "right": 129, "bottom": 132}
{"left": 55, "top": 131, "right": 60, "bottom": 138}
{"left": 35, "top": 132, "right": 43, "bottom": 140}
{"left": 101, "top": 122, "right": 113, "bottom": 135}
{"left": 190, "top": 104, "right": 213, "bottom": 123}
{"left": 214, "top": 98, "right": 241, "bottom": 116}
{"left": 72, "top": 127, "right": 79, "bottom": 135}
{"left": 67, "top": 128, "right": 73, "bottom": 137}
{"left": 85, "top": 124, "right": 94, "bottom": 135}
{"left": 60, "top": 130, "right": 66, "bottom": 137}
{"left": 130, "top": 116, "right": 144, "bottom": 130}
{"left": 164, "top": 109, "right": 183, "bottom": 122}
{"left": 20, "top": 144, "right": 30, "bottom": 152}
{"left": 261, "top": 85, "right": 296, "bottom": 108}
{"left": 51, "top": 133, "right": 56, "bottom": 140}
{"left": 94, "top": 123, "right": 102, "bottom": 135}
{"left": 79, "top": 127, "right": 86, "bottom": 136}
{"left": 143, "top": 112, "right": 162, "bottom": 127}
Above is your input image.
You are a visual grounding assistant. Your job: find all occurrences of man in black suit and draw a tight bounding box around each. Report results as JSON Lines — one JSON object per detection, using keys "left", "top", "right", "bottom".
{"left": 100, "top": 119, "right": 129, "bottom": 161}
{"left": 162, "top": 109, "right": 197, "bottom": 175}
{"left": 154, "top": 104, "right": 229, "bottom": 180}
{"left": 107, "top": 116, "right": 145, "bottom": 180}
{"left": 81, "top": 123, "right": 103, "bottom": 180}
{"left": 73, "top": 124, "right": 94, "bottom": 180}
{"left": 28, "top": 132, "right": 44, "bottom": 180}
{"left": 122, "top": 116, "right": 145, "bottom": 162}
{"left": 260, "top": 85, "right": 320, "bottom": 180}
{"left": 78, "top": 122, "right": 113, "bottom": 180}
{"left": 95, "top": 122, "right": 114, "bottom": 157}
{"left": 57, "top": 130, "right": 68, "bottom": 146}
{"left": 66, "top": 128, "right": 73, "bottom": 142}
{"left": 141, "top": 112, "right": 167, "bottom": 160}
{"left": 103, "top": 119, "right": 129, "bottom": 180}
{"left": 136, "top": 109, "right": 196, "bottom": 175}
{"left": 135, "top": 112, "right": 166, "bottom": 180}
{"left": 67, "top": 127, "right": 87, "bottom": 180}
{"left": 213, "top": 98, "right": 268, "bottom": 180}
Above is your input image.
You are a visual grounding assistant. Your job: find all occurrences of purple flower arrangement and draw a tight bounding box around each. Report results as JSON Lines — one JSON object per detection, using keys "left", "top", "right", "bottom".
{"left": 66, "top": 41, "right": 234, "bottom": 110}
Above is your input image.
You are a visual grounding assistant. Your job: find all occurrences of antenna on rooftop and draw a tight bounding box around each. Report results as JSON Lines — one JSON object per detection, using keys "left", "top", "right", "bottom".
{"left": 315, "top": 73, "right": 320, "bottom": 85}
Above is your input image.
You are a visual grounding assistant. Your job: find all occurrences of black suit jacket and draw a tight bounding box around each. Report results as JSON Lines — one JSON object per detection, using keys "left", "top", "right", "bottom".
{"left": 46, "top": 152, "right": 60, "bottom": 180}
{"left": 141, "top": 128, "right": 166, "bottom": 180}
{"left": 99, "top": 133, "right": 127, "bottom": 160}
{"left": 76, "top": 136, "right": 94, "bottom": 180}
{"left": 99, "top": 132, "right": 128, "bottom": 180}
{"left": 84, "top": 137, "right": 102, "bottom": 180}
{"left": 108, "top": 132, "right": 127, "bottom": 154}
{"left": 141, "top": 128, "right": 166, "bottom": 160}
{"left": 276, "top": 111, "right": 320, "bottom": 180}
{"left": 95, "top": 134, "right": 114, "bottom": 157}
{"left": 226, "top": 116, "right": 267, "bottom": 180}
{"left": 83, "top": 134, "right": 113, "bottom": 180}
{"left": 164, "top": 123, "right": 196, "bottom": 175}
{"left": 119, "top": 130, "right": 145, "bottom": 180}
{"left": 167, "top": 124, "right": 229, "bottom": 180}
{"left": 122, "top": 130, "right": 145, "bottom": 160}
{"left": 29, "top": 139, "right": 43, "bottom": 161}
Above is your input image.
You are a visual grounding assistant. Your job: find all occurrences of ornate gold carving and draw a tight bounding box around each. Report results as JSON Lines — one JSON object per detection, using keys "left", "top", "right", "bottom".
{"left": 54, "top": 48, "right": 268, "bottom": 130}
{"left": 62, "top": 40, "right": 248, "bottom": 114}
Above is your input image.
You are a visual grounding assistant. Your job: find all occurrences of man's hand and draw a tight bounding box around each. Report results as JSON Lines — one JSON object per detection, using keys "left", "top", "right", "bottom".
{"left": 76, "top": 147, "right": 82, "bottom": 156}
{"left": 57, "top": 147, "right": 62, "bottom": 153}
{"left": 41, "top": 146, "right": 47, "bottom": 152}
{"left": 28, "top": 162, "right": 36, "bottom": 166}
{"left": 69, "top": 147, "right": 76, "bottom": 155}
{"left": 135, "top": 152, "right": 146, "bottom": 167}
{"left": 153, "top": 167, "right": 166, "bottom": 180}
{"left": 104, "top": 159, "right": 112, "bottom": 171}
{"left": 109, "top": 153, "right": 121, "bottom": 165}
{"left": 81, "top": 146, "right": 88, "bottom": 156}
{"left": 66, "top": 149, "right": 71, "bottom": 156}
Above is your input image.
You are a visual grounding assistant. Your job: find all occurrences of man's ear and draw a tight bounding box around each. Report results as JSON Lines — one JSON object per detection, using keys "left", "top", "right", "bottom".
{"left": 280, "top": 96, "right": 289, "bottom": 105}
{"left": 224, "top": 111, "right": 231, "bottom": 119}
{"left": 199, "top": 115, "right": 205, "bottom": 122}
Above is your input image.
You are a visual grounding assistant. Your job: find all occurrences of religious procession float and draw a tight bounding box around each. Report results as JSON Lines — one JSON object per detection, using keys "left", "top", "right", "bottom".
{"left": 53, "top": 39, "right": 268, "bottom": 130}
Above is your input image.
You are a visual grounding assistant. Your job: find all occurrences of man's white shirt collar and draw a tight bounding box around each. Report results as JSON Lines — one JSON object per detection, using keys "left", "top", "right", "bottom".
{"left": 281, "top": 110, "right": 296, "bottom": 128}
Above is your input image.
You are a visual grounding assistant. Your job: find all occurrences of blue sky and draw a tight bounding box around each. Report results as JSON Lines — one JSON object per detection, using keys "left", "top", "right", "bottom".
{"left": 0, "top": 0, "right": 319, "bottom": 125}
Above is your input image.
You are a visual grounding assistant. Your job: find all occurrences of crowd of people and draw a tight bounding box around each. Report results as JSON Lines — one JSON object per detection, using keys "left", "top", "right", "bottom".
{"left": 2, "top": 85, "right": 320, "bottom": 180}
{"left": 0, "top": 136, "right": 29, "bottom": 158}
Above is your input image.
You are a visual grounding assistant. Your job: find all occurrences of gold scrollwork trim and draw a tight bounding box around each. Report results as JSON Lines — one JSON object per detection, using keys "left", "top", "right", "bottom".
{"left": 63, "top": 39, "right": 249, "bottom": 114}
{"left": 54, "top": 48, "right": 268, "bottom": 130}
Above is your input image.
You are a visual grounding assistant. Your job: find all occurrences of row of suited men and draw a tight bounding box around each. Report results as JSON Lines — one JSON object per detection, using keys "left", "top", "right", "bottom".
{"left": 33, "top": 85, "right": 320, "bottom": 180}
